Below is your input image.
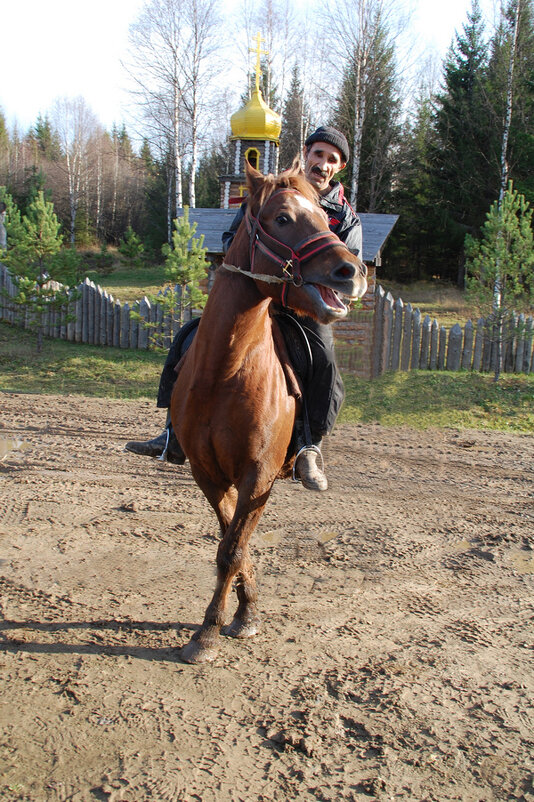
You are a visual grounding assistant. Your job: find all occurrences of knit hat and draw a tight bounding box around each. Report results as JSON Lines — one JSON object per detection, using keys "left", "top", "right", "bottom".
{"left": 304, "top": 126, "right": 349, "bottom": 164}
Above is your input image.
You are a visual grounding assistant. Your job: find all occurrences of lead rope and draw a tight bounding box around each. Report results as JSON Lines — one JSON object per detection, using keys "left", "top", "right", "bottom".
{"left": 221, "top": 262, "right": 293, "bottom": 285}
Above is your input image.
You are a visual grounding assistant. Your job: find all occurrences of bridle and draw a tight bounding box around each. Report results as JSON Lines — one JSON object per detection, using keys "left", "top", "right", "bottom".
{"left": 222, "top": 187, "right": 349, "bottom": 307}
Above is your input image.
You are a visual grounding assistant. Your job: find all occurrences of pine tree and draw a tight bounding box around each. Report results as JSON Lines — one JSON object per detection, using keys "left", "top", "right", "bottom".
{"left": 387, "top": 87, "right": 439, "bottom": 281}
{"left": 2, "top": 191, "right": 75, "bottom": 352}
{"left": 430, "top": 0, "right": 499, "bottom": 282}
{"left": 160, "top": 207, "right": 209, "bottom": 328}
{"left": 465, "top": 182, "right": 534, "bottom": 379}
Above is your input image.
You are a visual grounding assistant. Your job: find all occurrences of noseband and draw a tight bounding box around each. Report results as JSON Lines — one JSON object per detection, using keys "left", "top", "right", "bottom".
{"left": 222, "top": 187, "right": 349, "bottom": 307}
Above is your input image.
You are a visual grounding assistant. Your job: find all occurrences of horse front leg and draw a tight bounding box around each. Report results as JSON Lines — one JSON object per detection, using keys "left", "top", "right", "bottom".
{"left": 179, "top": 482, "right": 272, "bottom": 664}
{"left": 224, "top": 547, "right": 260, "bottom": 639}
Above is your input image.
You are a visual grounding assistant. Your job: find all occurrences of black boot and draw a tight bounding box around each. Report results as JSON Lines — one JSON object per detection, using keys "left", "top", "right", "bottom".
{"left": 125, "top": 411, "right": 186, "bottom": 465}
{"left": 293, "top": 420, "right": 328, "bottom": 491}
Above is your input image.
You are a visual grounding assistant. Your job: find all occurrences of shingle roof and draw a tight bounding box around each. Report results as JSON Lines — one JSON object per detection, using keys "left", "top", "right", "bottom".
{"left": 179, "top": 208, "right": 399, "bottom": 263}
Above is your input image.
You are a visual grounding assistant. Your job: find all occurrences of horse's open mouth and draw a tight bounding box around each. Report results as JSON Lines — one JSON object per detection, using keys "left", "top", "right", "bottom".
{"left": 307, "top": 283, "right": 350, "bottom": 315}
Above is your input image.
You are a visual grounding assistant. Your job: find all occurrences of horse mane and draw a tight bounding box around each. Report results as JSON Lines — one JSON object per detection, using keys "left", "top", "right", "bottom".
{"left": 247, "top": 160, "right": 319, "bottom": 215}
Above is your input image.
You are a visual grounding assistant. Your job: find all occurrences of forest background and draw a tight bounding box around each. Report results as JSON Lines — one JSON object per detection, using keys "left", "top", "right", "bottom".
{"left": 0, "top": 0, "right": 533, "bottom": 288}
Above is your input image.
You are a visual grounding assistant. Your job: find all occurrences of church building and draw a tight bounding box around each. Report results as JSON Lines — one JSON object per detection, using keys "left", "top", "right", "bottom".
{"left": 219, "top": 33, "right": 281, "bottom": 208}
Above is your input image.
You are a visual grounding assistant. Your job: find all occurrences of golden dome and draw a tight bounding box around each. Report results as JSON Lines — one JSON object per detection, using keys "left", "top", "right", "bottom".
{"left": 230, "top": 88, "right": 281, "bottom": 143}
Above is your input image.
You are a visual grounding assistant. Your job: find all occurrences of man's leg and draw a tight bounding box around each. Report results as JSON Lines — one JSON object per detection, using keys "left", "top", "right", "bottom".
{"left": 124, "top": 321, "right": 200, "bottom": 463}
{"left": 291, "top": 317, "right": 344, "bottom": 492}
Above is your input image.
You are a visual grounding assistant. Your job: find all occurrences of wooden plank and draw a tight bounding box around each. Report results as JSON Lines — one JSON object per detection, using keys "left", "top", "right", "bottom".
{"left": 429, "top": 319, "right": 439, "bottom": 370}
{"left": 106, "top": 294, "right": 114, "bottom": 347}
{"left": 113, "top": 300, "right": 121, "bottom": 348}
{"left": 120, "top": 302, "right": 130, "bottom": 349}
{"left": 400, "top": 303, "right": 412, "bottom": 371}
{"left": 461, "top": 320, "right": 474, "bottom": 370}
{"left": 390, "top": 297, "right": 404, "bottom": 371}
{"left": 410, "top": 309, "right": 421, "bottom": 370}
{"left": 380, "top": 291, "right": 394, "bottom": 373}
{"left": 99, "top": 290, "right": 108, "bottom": 346}
{"left": 472, "top": 318, "right": 484, "bottom": 372}
{"left": 138, "top": 297, "right": 150, "bottom": 350}
{"left": 438, "top": 326, "right": 447, "bottom": 370}
{"left": 446, "top": 323, "right": 462, "bottom": 371}
{"left": 130, "top": 306, "right": 138, "bottom": 350}
{"left": 419, "top": 314, "right": 431, "bottom": 369}
{"left": 371, "top": 284, "right": 385, "bottom": 377}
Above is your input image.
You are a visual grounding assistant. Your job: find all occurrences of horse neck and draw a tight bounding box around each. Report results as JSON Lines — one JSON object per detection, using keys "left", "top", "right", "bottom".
{"left": 198, "top": 268, "right": 274, "bottom": 368}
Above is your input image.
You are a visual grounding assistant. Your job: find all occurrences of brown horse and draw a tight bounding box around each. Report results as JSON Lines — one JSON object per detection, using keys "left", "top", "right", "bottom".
{"left": 171, "top": 163, "right": 367, "bottom": 664}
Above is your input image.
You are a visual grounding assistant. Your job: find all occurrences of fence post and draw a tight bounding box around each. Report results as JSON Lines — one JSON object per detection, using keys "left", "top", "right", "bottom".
{"left": 113, "top": 300, "right": 121, "bottom": 348}
{"left": 371, "top": 284, "right": 385, "bottom": 377}
{"left": 99, "top": 290, "right": 107, "bottom": 346}
{"left": 472, "top": 318, "right": 484, "bottom": 372}
{"left": 380, "top": 292, "right": 394, "bottom": 373}
{"left": 138, "top": 297, "right": 150, "bottom": 350}
{"left": 120, "top": 302, "right": 130, "bottom": 348}
{"left": 130, "top": 303, "right": 139, "bottom": 349}
{"left": 390, "top": 296, "right": 404, "bottom": 371}
{"left": 410, "top": 309, "right": 421, "bottom": 370}
{"left": 106, "top": 293, "right": 114, "bottom": 347}
{"left": 462, "top": 319, "right": 474, "bottom": 370}
{"left": 446, "top": 323, "right": 462, "bottom": 371}
{"left": 419, "top": 314, "right": 431, "bottom": 369}
{"left": 429, "top": 319, "right": 439, "bottom": 370}
{"left": 401, "top": 302, "right": 412, "bottom": 371}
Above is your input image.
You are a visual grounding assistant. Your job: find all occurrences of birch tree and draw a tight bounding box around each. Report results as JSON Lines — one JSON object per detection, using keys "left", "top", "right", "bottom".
{"left": 52, "top": 97, "right": 100, "bottom": 245}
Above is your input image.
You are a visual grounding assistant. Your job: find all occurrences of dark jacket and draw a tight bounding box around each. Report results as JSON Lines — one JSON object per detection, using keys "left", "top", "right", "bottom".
{"left": 222, "top": 180, "right": 362, "bottom": 257}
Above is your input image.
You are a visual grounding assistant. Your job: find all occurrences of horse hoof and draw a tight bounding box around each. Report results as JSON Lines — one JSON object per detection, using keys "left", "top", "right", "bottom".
{"left": 178, "top": 639, "right": 219, "bottom": 664}
{"left": 223, "top": 616, "right": 261, "bottom": 639}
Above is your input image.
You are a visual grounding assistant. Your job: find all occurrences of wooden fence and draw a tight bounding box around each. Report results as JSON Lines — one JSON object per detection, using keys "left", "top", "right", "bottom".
{"left": 1, "top": 264, "right": 533, "bottom": 375}
{"left": 371, "top": 284, "right": 534, "bottom": 376}
{"left": 0, "top": 264, "right": 196, "bottom": 350}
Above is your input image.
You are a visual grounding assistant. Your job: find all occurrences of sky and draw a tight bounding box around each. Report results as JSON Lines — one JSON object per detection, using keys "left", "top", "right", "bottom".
{"left": 1, "top": 0, "right": 500, "bottom": 133}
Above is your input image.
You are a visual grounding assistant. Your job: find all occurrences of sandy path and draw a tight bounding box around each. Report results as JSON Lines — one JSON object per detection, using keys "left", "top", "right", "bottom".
{"left": 1, "top": 393, "right": 533, "bottom": 801}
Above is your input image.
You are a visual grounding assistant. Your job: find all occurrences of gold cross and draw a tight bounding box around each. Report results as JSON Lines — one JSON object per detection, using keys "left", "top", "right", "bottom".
{"left": 249, "top": 31, "right": 269, "bottom": 93}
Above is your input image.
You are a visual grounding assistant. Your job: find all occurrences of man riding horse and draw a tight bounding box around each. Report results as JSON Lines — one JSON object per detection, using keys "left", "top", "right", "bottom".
{"left": 125, "top": 126, "right": 363, "bottom": 491}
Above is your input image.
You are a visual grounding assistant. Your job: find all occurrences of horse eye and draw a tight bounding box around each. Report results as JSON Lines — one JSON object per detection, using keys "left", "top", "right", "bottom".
{"left": 275, "top": 214, "right": 290, "bottom": 225}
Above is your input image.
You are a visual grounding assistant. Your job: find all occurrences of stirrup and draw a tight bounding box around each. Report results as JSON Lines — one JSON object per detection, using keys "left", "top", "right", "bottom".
{"left": 158, "top": 427, "right": 171, "bottom": 461}
{"left": 292, "top": 444, "right": 324, "bottom": 482}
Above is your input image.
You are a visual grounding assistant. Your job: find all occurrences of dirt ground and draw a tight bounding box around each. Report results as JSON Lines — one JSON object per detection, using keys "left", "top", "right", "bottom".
{"left": 0, "top": 392, "right": 533, "bottom": 802}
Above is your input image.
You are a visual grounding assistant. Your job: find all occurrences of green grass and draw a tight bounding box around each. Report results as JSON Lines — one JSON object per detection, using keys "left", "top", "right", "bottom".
{"left": 84, "top": 263, "right": 168, "bottom": 305}
{"left": 341, "top": 371, "right": 534, "bottom": 433}
{"left": 2, "top": 322, "right": 533, "bottom": 433}
{"left": 0, "top": 322, "right": 164, "bottom": 399}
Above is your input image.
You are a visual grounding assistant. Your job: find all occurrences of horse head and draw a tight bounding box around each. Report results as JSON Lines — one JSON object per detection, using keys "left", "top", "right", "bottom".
{"left": 225, "top": 162, "right": 367, "bottom": 325}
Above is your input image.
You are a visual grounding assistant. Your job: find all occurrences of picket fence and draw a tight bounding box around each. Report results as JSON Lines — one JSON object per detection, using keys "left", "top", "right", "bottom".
{"left": 1, "top": 264, "right": 533, "bottom": 375}
{"left": 370, "top": 284, "right": 534, "bottom": 376}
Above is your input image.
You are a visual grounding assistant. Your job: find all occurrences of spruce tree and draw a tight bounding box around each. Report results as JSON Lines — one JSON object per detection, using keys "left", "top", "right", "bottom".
{"left": 160, "top": 207, "right": 209, "bottom": 329}
{"left": 430, "top": 0, "right": 498, "bottom": 282}
{"left": 279, "top": 65, "right": 309, "bottom": 170}
{"left": 2, "top": 191, "right": 76, "bottom": 352}
{"left": 465, "top": 182, "right": 534, "bottom": 379}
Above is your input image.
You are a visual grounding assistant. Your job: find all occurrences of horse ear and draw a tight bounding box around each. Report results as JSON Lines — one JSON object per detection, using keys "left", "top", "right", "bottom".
{"left": 291, "top": 155, "right": 304, "bottom": 175}
{"left": 245, "top": 160, "right": 264, "bottom": 195}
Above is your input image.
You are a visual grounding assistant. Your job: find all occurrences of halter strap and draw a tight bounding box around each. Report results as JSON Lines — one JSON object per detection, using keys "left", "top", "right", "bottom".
{"left": 242, "top": 188, "right": 348, "bottom": 307}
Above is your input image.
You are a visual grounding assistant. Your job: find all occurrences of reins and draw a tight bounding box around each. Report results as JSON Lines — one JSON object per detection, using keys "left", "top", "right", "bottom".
{"left": 222, "top": 187, "right": 348, "bottom": 307}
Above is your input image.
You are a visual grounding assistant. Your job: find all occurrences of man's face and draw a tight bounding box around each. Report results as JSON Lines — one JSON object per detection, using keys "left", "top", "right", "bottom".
{"left": 304, "top": 142, "right": 346, "bottom": 194}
